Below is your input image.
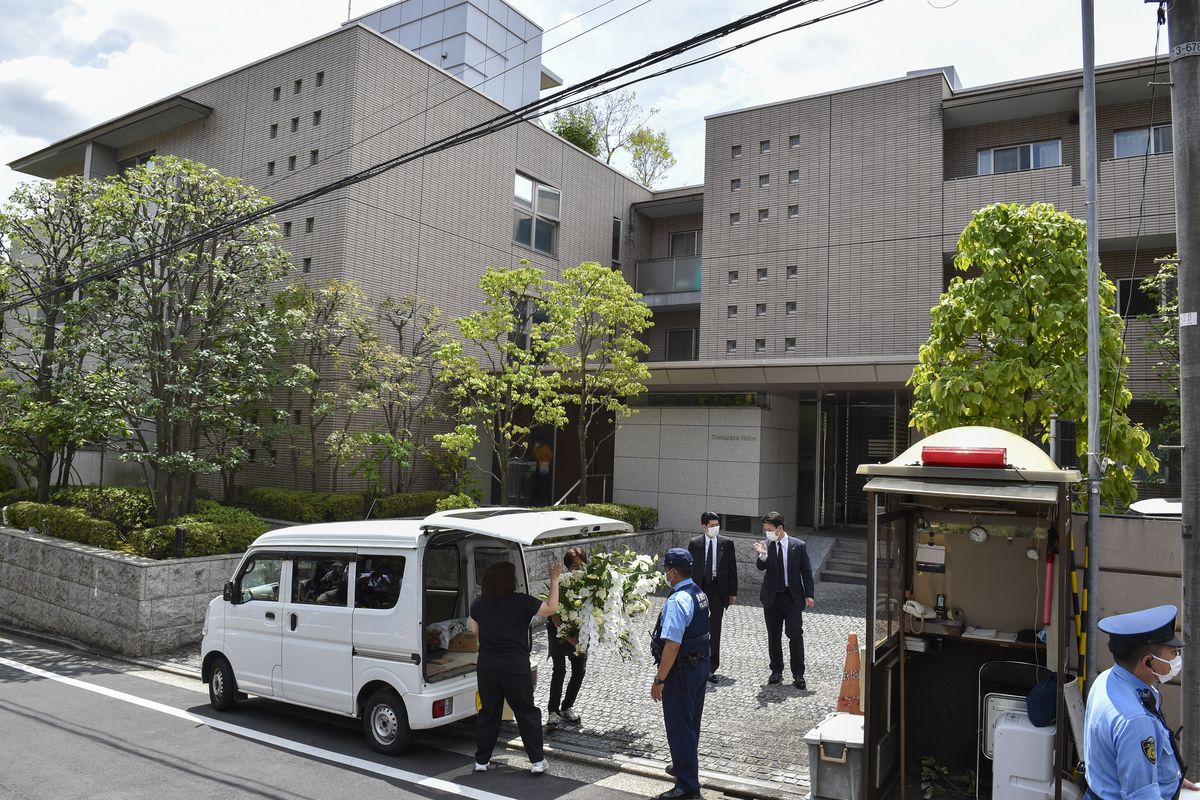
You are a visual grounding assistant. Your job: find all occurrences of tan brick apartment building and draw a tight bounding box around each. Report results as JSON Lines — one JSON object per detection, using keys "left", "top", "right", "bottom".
{"left": 8, "top": 3, "right": 1176, "bottom": 529}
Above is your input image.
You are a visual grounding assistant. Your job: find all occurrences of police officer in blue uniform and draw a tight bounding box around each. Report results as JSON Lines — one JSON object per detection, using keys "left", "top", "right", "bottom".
{"left": 1084, "top": 604, "right": 1195, "bottom": 800}
{"left": 650, "top": 548, "right": 711, "bottom": 800}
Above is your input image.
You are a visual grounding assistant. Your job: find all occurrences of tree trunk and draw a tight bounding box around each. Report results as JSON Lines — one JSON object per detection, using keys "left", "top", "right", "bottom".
{"left": 33, "top": 445, "right": 53, "bottom": 503}
{"left": 576, "top": 416, "right": 588, "bottom": 505}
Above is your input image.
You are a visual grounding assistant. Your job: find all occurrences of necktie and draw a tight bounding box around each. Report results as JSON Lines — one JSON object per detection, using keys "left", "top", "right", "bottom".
{"left": 710, "top": 539, "right": 717, "bottom": 579}
{"left": 773, "top": 540, "right": 785, "bottom": 586}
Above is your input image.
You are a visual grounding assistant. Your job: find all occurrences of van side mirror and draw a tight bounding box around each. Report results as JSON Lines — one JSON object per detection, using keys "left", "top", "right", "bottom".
{"left": 223, "top": 581, "right": 236, "bottom": 603}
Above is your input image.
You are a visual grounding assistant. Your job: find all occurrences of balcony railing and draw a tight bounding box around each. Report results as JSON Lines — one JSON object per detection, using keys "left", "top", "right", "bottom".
{"left": 635, "top": 255, "right": 702, "bottom": 295}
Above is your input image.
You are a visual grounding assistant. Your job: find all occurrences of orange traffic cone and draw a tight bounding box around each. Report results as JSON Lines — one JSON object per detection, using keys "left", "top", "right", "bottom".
{"left": 836, "top": 632, "right": 863, "bottom": 715}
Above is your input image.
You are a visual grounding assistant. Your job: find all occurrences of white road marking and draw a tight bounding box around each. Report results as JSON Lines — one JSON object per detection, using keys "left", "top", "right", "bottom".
{"left": 0, "top": 655, "right": 520, "bottom": 800}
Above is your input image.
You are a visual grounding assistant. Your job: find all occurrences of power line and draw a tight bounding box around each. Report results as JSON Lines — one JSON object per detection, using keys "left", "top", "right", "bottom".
{"left": 2, "top": 0, "right": 887, "bottom": 315}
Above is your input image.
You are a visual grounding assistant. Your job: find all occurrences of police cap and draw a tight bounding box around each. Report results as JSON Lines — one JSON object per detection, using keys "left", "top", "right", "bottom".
{"left": 1098, "top": 604, "right": 1185, "bottom": 649}
{"left": 663, "top": 548, "right": 693, "bottom": 569}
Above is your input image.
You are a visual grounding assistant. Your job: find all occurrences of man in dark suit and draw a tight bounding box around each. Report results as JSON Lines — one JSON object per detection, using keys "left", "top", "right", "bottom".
{"left": 688, "top": 512, "right": 737, "bottom": 684}
{"left": 754, "top": 511, "right": 815, "bottom": 689}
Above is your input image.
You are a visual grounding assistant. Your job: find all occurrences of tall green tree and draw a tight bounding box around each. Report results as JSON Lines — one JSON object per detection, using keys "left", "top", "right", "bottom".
{"left": 909, "top": 202, "right": 1157, "bottom": 509}
{"left": 542, "top": 261, "right": 651, "bottom": 503}
{"left": 89, "top": 157, "right": 292, "bottom": 522}
{"left": 551, "top": 107, "right": 602, "bottom": 158}
{"left": 435, "top": 264, "right": 566, "bottom": 504}
{"left": 0, "top": 177, "right": 126, "bottom": 501}
{"left": 1140, "top": 256, "right": 1180, "bottom": 485}
{"left": 628, "top": 128, "right": 676, "bottom": 189}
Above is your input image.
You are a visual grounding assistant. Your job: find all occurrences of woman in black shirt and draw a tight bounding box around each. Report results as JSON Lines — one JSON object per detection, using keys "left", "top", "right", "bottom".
{"left": 546, "top": 547, "right": 588, "bottom": 727}
{"left": 469, "top": 559, "right": 560, "bottom": 774}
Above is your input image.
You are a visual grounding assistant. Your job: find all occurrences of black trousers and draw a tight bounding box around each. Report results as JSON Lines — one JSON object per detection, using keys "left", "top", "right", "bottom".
{"left": 475, "top": 667, "right": 544, "bottom": 764}
{"left": 698, "top": 582, "right": 725, "bottom": 674}
{"left": 764, "top": 590, "right": 805, "bottom": 678}
{"left": 548, "top": 648, "right": 587, "bottom": 713}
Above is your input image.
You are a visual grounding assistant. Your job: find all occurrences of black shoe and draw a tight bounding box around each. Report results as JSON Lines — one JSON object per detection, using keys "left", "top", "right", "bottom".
{"left": 656, "top": 789, "right": 701, "bottom": 800}
{"left": 706, "top": 673, "right": 719, "bottom": 684}
{"left": 665, "top": 764, "right": 676, "bottom": 777}
{"left": 794, "top": 677, "right": 807, "bottom": 690}
{"left": 768, "top": 672, "right": 782, "bottom": 684}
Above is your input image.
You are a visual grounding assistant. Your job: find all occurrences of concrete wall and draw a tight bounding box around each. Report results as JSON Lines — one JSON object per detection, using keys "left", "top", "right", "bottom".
{"left": 612, "top": 394, "right": 799, "bottom": 532}
{"left": 0, "top": 526, "right": 240, "bottom": 657}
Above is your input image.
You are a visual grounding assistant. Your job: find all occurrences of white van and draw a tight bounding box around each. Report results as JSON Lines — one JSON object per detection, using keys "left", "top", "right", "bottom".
{"left": 200, "top": 507, "right": 631, "bottom": 754}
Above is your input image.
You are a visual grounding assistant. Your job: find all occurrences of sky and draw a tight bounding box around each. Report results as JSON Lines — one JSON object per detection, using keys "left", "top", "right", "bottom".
{"left": 0, "top": 0, "right": 1171, "bottom": 201}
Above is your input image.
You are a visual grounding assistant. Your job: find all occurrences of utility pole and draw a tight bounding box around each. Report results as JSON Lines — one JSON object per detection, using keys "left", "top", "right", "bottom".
{"left": 1080, "top": 0, "right": 1101, "bottom": 692}
{"left": 1166, "top": 0, "right": 1200, "bottom": 770}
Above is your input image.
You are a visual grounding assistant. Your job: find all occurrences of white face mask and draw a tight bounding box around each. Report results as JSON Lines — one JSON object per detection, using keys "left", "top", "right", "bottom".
{"left": 764, "top": 528, "right": 780, "bottom": 541}
{"left": 705, "top": 526, "right": 719, "bottom": 538}
{"left": 1152, "top": 653, "right": 1183, "bottom": 683}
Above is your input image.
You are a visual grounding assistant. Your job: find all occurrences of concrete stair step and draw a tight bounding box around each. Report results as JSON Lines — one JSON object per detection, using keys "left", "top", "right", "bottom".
{"left": 824, "top": 558, "right": 868, "bottom": 574}
{"left": 833, "top": 538, "right": 867, "bottom": 553}
{"left": 831, "top": 548, "right": 868, "bottom": 562}
{"left": 820, "top": 569, "right": 868, "bottom": 586}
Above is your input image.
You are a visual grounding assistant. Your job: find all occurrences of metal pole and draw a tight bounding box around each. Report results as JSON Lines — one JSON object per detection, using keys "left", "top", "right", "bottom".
{"left": 1166, "top": 0, "right": 1200, "bottom": 770}
{"left": 1080, "top": 0, "right": 1102, "bottom": 692}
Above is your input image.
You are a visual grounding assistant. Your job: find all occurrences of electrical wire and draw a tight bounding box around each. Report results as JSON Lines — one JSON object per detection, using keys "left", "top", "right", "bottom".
{"left": 1100, "top": 3, "right": 1167, "bottom": 465}
{"left": 0, "top": 0, "right": 888, "bottom": 315}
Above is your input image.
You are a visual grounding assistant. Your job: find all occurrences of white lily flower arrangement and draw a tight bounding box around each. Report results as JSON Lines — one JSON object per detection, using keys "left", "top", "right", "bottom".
{"left": 545, "top": 547, "right": 667, "bottom": 663}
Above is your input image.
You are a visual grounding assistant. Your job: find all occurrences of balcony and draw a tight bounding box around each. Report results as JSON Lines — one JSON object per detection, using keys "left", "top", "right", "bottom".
{"left": 634, "top": 255, "right": 702, "bottom": 309}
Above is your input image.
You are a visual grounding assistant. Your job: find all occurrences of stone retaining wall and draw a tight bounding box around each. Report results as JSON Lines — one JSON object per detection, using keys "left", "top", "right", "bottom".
{"left": 0, "top": 525, "right": 240, "bottom": 657}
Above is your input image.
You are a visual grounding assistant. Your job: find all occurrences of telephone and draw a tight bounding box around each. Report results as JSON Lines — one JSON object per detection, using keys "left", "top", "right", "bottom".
{"left": 903, "top": 600, "right": 936, "bottom": 620}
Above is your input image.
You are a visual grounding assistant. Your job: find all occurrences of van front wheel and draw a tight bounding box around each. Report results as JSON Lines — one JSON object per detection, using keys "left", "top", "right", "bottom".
{"left": 208, "top": 656, "right": 237, "bottom": 711}
{"left": 363, "top": 689, "right": 413, "bottom": 755}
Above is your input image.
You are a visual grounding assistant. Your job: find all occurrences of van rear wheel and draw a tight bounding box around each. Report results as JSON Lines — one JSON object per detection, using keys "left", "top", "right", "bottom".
{"left": 363, "top": 689, "right": 413, "bottom": 755}
{"left": 208, "top": 656, "right": 237, "bottom": 711}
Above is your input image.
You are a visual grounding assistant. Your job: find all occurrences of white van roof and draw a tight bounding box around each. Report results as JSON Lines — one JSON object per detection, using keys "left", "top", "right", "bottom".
{"left": 251, "top": 519, "right": 425, "bottom": 550}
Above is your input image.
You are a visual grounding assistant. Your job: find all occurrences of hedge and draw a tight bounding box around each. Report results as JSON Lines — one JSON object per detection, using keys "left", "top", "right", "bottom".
{"left": 5, "top": 501, "right": 121, "bottom": 550}
{"left": 52, "top": 486, "right": 156, "bottom": 534}
{"left": 0, "top": 487, "right": 35, "bottom": 508}
{"left": 373, "top": 490, "right": 450, "bottom": 518}
{"left": 435, "top": 492, "right": 477, "bottom": 512}
{"left": 247, "top": 487, "right": 364, "bottom": 523}
{"left": 534, "top": 502, "right": 658, "bottom": 531}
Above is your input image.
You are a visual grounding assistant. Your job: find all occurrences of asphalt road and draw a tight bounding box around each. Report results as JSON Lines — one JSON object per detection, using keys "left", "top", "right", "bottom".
{"left": 0, "top": 635, "right": 674, "bottom": 800}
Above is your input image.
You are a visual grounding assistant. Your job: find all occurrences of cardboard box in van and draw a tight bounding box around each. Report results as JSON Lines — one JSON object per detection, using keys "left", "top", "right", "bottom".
{"left": 448, "top": 631, "right": 478, "bottom": 653}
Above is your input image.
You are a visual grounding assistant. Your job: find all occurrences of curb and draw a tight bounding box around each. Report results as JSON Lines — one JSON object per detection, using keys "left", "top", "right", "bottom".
{"left": 0, "top": 621, "right": 809, "bottom": 800}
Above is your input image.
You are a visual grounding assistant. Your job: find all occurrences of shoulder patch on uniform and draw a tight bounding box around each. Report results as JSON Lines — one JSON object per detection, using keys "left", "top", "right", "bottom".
{"left": 1142, "top": 736, "right": 1157, "bottom": 764}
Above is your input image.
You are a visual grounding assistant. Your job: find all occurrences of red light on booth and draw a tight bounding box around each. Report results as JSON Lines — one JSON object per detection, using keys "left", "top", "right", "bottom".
{"left": 921, "top": 446, "right": 1007, "bottom": 468}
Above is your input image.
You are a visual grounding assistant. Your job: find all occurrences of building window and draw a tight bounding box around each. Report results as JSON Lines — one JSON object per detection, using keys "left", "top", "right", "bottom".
{"left": 788, "top": 169, "right": 799, "bottom": 184}
{"left": 788, "top": 205, "right": 799, "bottom": 219}
{"left": 726, "top": 340, "right": 737, "bottom": 354}
{"left": 757, "top": 268, "right": 768, "bottom": 282}
{"left": 310, "top": 149, "right": 319, "bottom": 165}
{"left": 1117, "top": 277, "right": 1156, "bottom": 317}
{"left": 727, "top": 305, "right": 738, "bottom": 319}
{"left": 786, "top": 301, "right": 796, "bottom": 315}
{"left": 785, "top": 337, "right": 796, "bottom": 351}
{"left": 666, "top": 329, "right": 697, "bottom": 361}
{"left": 732, "top": 145, "right": 742, "bottom": 158}
{"left": 977, "top": 139, "right": 1061, "bottom": 175}
{"left": 759, "top": 174, "right": 770, "bottom": 188}
{"left": 755, "top": 303, "right": 766, "bottom": 317}
{"left": 759, "top": 140, "right": 770, "bottom": 154}
{"left": 758, "top": 209, "right": 769, "bottom": 222}
{"left": 730, "top": 213, "right": 741, "bottom": 225}
{"left": 787, "top": 265, "right": 797, "bottom": 279}
{"left": 272, "top": 86, "right": 281, "bottom": 101}
{"left": 513, "top": 174, "right": 560, "bottom": 256}
{"left": 117, "top": 151, "right": 155, "bottom": 173}
{"left": 267, "top": 161, "right": 276, "bottom": 176}
{"left": 291, "top": 117, "right": 299, "bottom": 133}
{"left": 303, "top": 257, "right": 312, "bottom": 274}
{"left": 305, "top": 217, "right": 314, "bottom": 233}
{"left": 288, "top": 155, "right": 297, "bottom": 171}
{"left": 248, "top": 449, "right": 257, "bottom": 463}
{"left": 294, "top": 79, "right": 303, "bottom": 94}
{"left": 611, "top": 218, "right": 622, "bottom": 266}
{"left": 755, "top": 338, "right": 766, "bottom": 353}
{"left": 1115, "top": 124, "right": 1172, "bottom": 158}
{"left": 731, "top": 178, "right": 742, "bottom": 191}
{"left": 670, "top": 230, "right": 701, "bottom": 257}
{"left": 316, "top": 71, "right": 325, "bottom": 87}
{"left": 283, "top": 221, "right": 292, "bottom": 237}
{"left": 293, "top": 410, "right": 302, "bottom": 425}
{"left": 789, "top": 134, "right": 800, "bottom": 148}
{"left": 313, "top": 110, "right": 322, "bottom": 127}
{"left": 270, "top": 124, "right": 278, "bottom": 138}
{"left": 728, "top": 270, "right": 739, "bottom": 284}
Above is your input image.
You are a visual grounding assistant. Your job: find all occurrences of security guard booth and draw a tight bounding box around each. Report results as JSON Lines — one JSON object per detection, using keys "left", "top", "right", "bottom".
{"left": 855, "top": 426, "right": 1082, "bottom": 800}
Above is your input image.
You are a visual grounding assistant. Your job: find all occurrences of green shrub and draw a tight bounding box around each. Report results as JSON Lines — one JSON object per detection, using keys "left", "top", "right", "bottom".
{"left": 6, "top": 501, "right": 121, "bottom": 549}
{"left": 0, "top": 487, "right": 35, "bottom": 508}
{"left": 435, "top": 492, "right": 477, "bottom": 512}
{"left": 129, "top": 501, "right": 269, "bottom": 558}
{"left": 538, "top": 502, "right": 659, "bottom": 531}
{"left": 0, "top": 463, "right": 16, "bottom": 492}
{"left": 374, "top": 490, "right": 451, "bottom": 518}
{"left": 247, "top": 487, "right": 364, "bottom": 523}
{"left": 52, "top": 486, "right": 156, "bottom": 533}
